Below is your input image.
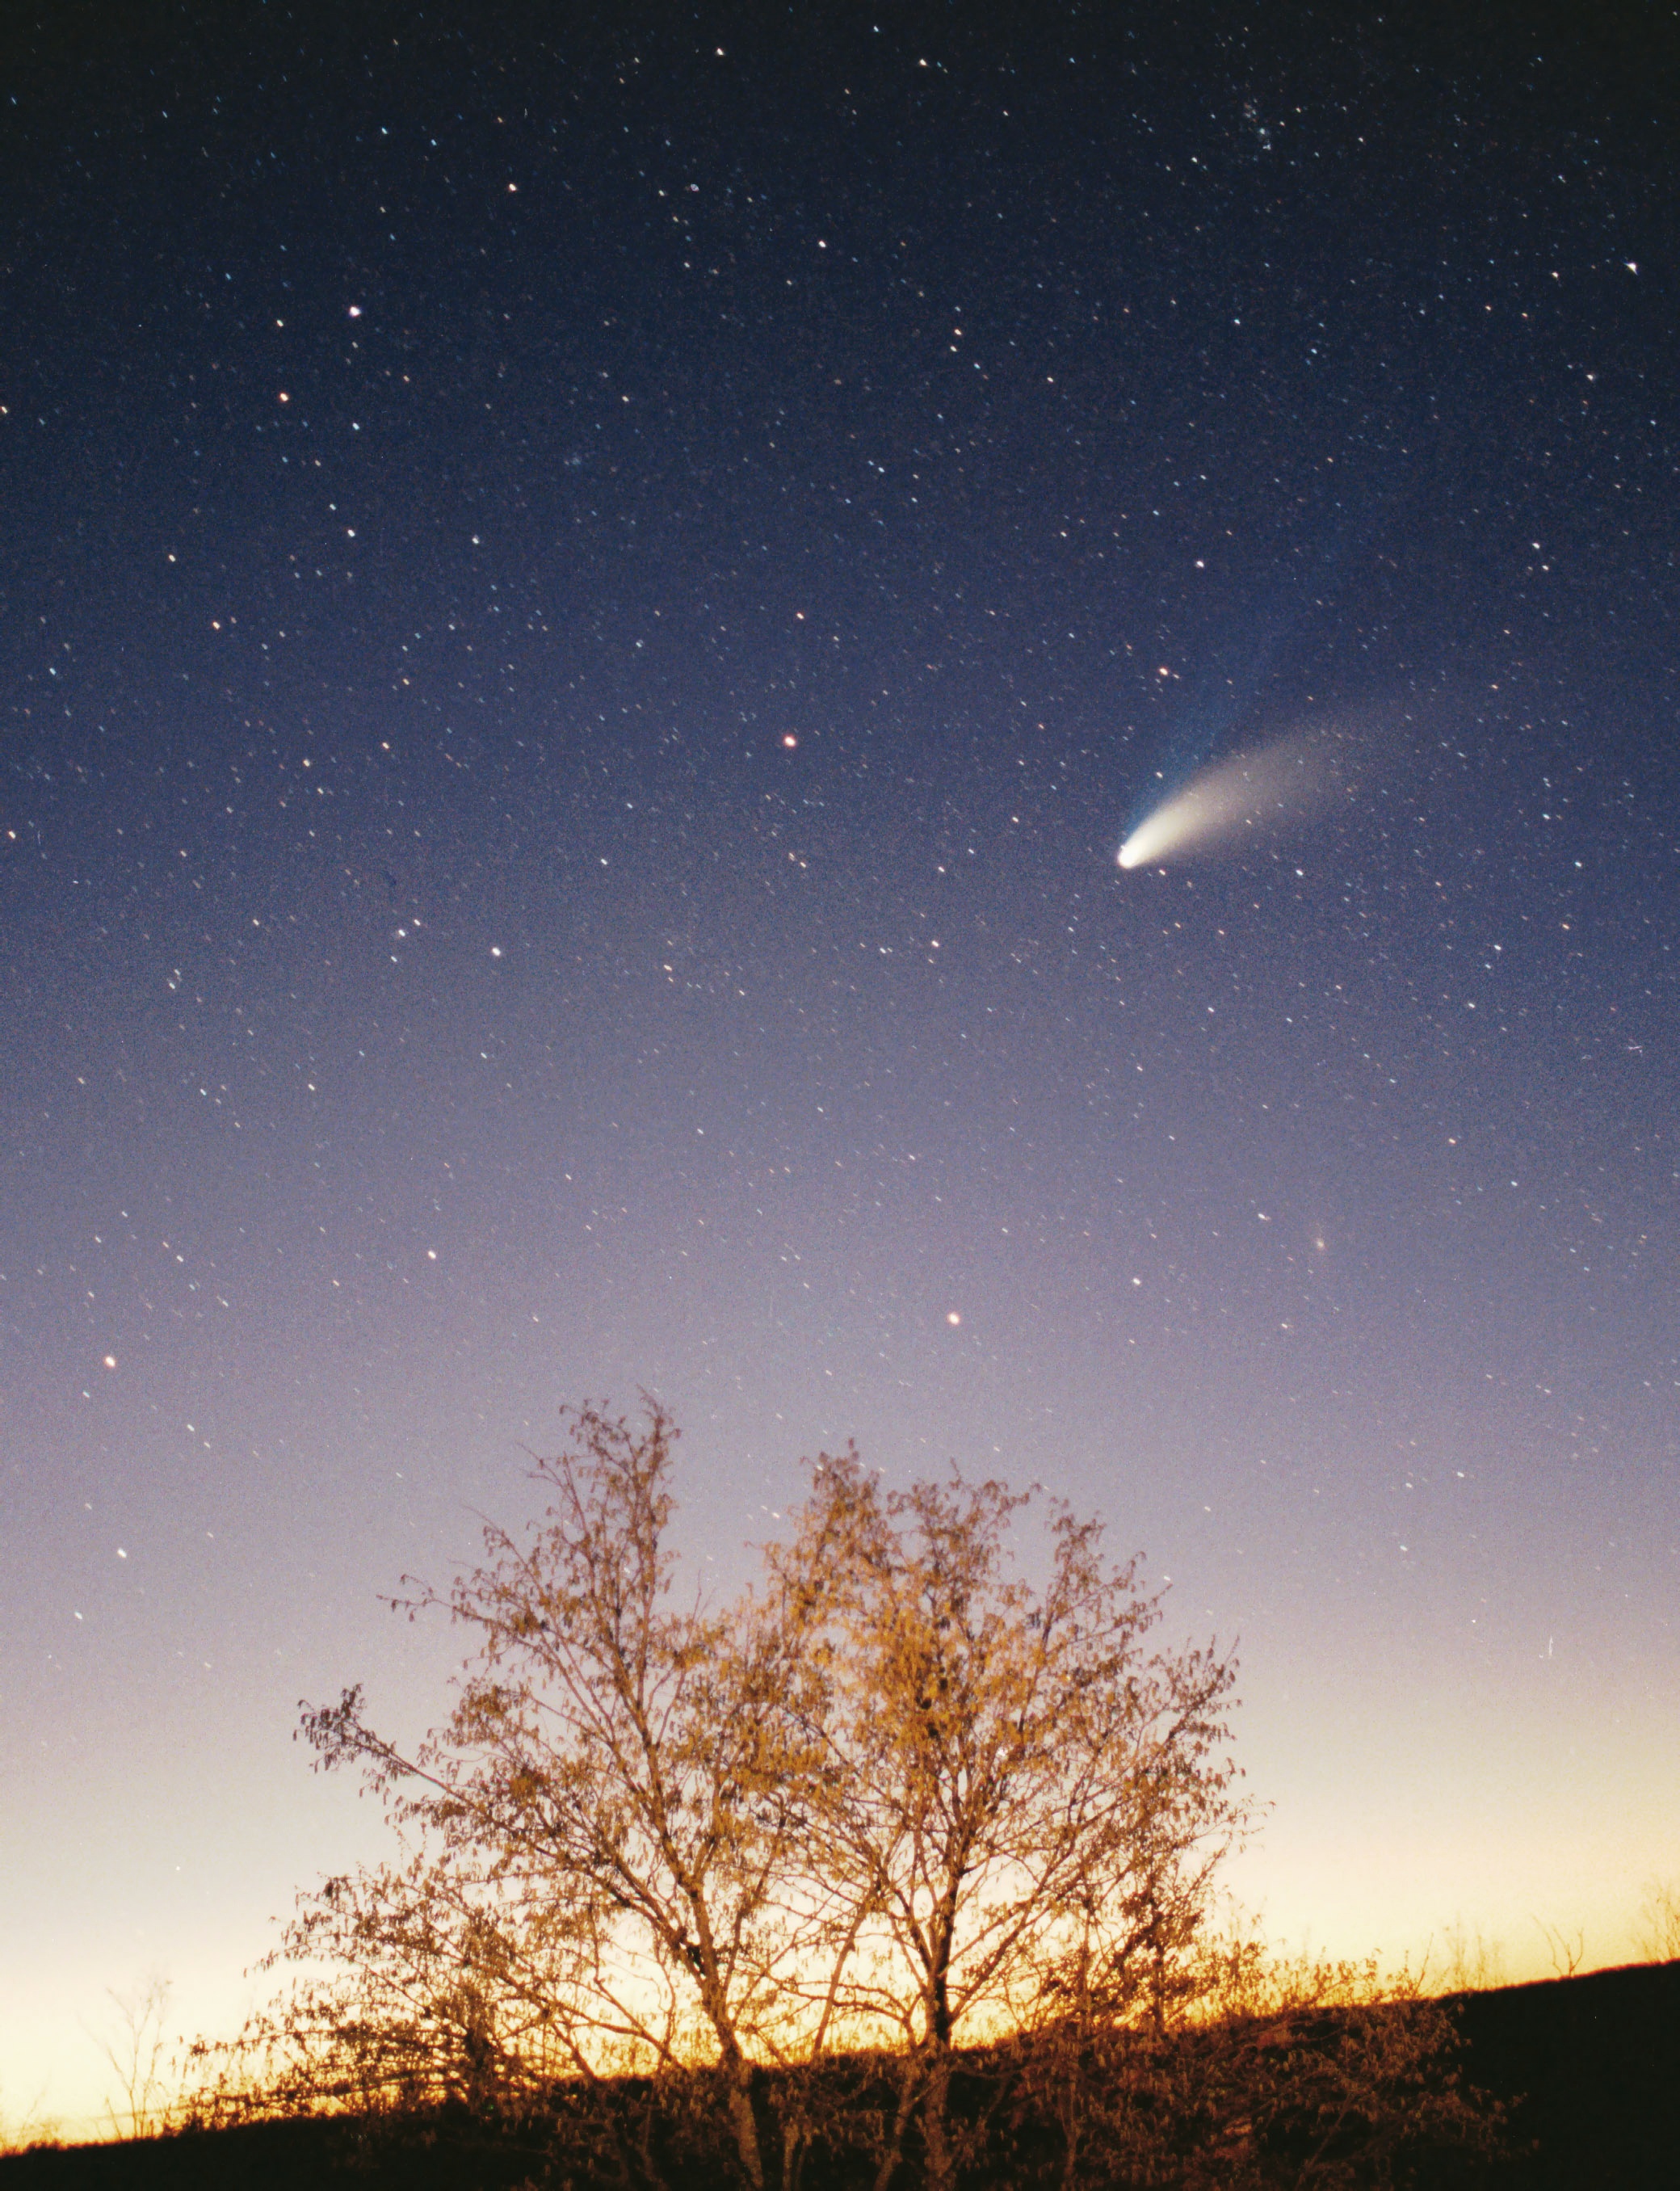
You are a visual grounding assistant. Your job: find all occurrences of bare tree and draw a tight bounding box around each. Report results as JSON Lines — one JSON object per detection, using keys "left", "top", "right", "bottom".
{"left": 767, "top": 1452, "right": 1246, "bottom": 2191}
{"left": 1532, "top": 1920, "right": 1586, "bottom": 1981}
{"left": 90, "top": 1976, "right": 174, "bottom": 2141}
{"left": 0, "top": 2081, "right": 62, "bottom": 2157}
{"left": 1636, "top": 1878, "right": 1680, "bottom": 1963}
{"left": 1434, "top": 1921, "right": 1506, "bottom": 1996}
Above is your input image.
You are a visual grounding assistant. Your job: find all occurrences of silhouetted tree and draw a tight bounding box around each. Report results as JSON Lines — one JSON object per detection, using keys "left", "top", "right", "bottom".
{"left": 1637, "top": 1878, "right": 1680, "bottom": 1962}
{"left": 766, "top": 1452, "right": 1245, "bottom": 2191}
{"left": 191, "top": 1399, "right": 1497, "bottom": 2189}
{"left": 90, "top": 1976, "right": 176, "bottom": 2142}
{"left": 278, "top": 1399, "right": 863, "bottom": 2189}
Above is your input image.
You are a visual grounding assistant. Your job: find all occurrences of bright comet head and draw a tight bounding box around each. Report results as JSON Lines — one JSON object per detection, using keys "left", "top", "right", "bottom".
{"left": 1117, "top": 731, "right": 1338, "bottom": 869}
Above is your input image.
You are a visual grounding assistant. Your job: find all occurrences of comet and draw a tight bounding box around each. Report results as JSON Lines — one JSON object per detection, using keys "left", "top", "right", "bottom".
{"left": 1116, "top": 730, "right": 1335, "bottom": 868}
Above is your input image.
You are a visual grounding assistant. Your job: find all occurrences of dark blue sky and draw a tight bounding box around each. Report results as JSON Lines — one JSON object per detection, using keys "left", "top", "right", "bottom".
{"left": 3, "top": 0, "right": 1677, "bottom": 2134}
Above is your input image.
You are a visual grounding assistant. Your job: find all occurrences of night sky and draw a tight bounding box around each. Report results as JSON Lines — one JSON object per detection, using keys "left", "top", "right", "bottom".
{"left": 4, "top": 2, "right": 1678, "bottom": 2138}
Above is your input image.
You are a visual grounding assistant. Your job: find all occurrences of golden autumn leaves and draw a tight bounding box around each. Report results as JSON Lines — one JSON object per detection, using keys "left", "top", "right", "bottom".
{"left": 190, "top": 1401, "right": 1497, "bottom": 2189}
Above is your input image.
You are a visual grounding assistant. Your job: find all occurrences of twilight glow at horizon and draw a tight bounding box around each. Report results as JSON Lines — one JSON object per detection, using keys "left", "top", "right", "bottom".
{"left": 2, "top": 2, "right": 1676, "bottom": 2143}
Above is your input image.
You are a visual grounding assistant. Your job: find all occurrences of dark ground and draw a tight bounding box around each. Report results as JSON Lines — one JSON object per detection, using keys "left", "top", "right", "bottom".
{"left": 1449, "top": 1958, "right": 1680, "bottom": 2185}
{"left": 4, "top": 1961, "right": 1678, "bottom": 2188}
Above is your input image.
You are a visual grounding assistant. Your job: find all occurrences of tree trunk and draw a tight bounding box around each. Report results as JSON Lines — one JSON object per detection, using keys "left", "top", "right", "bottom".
{"left": 918, "top": 1945, "right": 959, "bottom": 2191}
{"left": 871, "top": 2055, "right": 921, "bottom": 2191}
{"left": 721, "top": 2049, "right": 766, "bottom": 2191}
{"left": 922, "top": 2044, "right": 955, "bottom": 2191}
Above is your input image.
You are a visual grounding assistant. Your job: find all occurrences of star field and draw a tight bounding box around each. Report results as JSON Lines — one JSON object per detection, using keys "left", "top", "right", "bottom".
{"left": 2, "top": 0, "right": 1677, "bottom": 2138}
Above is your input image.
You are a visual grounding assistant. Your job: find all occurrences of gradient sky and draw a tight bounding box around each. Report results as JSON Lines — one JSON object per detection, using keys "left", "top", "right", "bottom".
{"left": 4, "top": 1, "right": 1678, "bottom": 2140}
